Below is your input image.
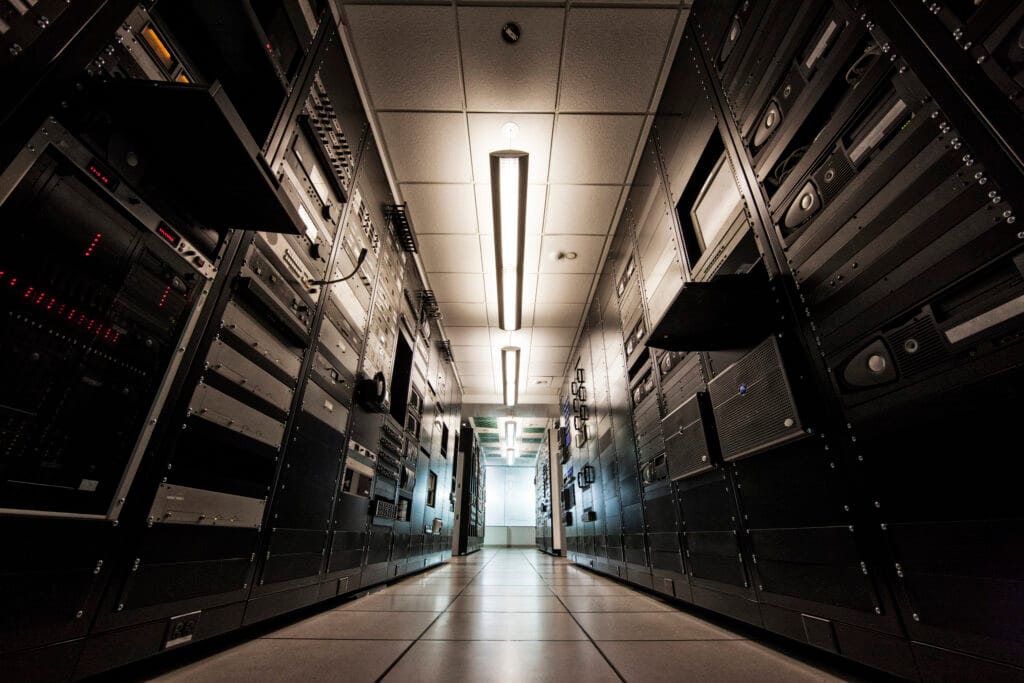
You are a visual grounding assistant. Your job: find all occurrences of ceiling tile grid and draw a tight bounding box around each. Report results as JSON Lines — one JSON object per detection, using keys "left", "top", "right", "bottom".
{"left": 340, "top": 1, "right": 688, "bottom": 406}
{"left": 470, "top": 416, "right": 551, "bottom": 464}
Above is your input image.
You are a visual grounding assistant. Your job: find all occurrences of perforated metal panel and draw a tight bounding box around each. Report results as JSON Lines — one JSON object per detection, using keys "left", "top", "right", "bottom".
{"left": 707, "top": 336, "right": 804, "bottom": 461}
{"left": 663, "top": 392, "right": 716, "bottom": 480}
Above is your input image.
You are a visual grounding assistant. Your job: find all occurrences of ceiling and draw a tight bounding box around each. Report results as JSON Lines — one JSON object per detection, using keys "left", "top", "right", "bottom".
{"left": 470, "top": 416, "right": 550, "bottom": 466}
{"left": 336, "top": 1, "right": 690, "bottom": 408}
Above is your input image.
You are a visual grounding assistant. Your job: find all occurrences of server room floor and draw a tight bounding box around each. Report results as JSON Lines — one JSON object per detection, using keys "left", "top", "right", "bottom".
{"left": 144, "top": 549, "right": 867, "bottom": 682}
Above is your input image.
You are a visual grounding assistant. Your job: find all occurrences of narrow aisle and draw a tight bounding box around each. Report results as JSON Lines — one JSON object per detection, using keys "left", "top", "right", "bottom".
{"left": 151, "top": 550, "right": 853, "bottom": 682}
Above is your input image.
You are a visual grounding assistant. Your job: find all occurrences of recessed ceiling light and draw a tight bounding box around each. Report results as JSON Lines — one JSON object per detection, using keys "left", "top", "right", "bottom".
{"left": 490, "top": 151, "right": 528, "bottom": 331}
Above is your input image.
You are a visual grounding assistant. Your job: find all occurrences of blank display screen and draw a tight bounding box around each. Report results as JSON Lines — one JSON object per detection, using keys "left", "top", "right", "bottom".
{"left": 690, "top": 154, "right": 744, "bottom": 252}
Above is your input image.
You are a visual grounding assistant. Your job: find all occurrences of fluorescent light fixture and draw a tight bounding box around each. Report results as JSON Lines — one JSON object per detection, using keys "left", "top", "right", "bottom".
{"left": 506, "top": 447, "right": 516, "bottom": 465}
{"left": 490, "top": 150, "right": 528, "bottom": 331}
{"left": 502, "top": 346, "right": 520, "bottom": 407}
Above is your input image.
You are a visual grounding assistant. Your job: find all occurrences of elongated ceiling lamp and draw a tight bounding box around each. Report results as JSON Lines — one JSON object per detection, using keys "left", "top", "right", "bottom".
{"left": 490, "top": 149, "right": 528, "bottom": 331}
{"left": 502, "top": 346, "right": 520, "bottom": 407}
{"left": 505, "top": 419, "right": 517, "bottom": 465}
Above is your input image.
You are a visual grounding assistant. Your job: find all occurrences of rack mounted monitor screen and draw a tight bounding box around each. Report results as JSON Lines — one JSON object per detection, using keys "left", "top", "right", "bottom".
{"left": 689, "top": 153, "right": 744, "bottom": 255}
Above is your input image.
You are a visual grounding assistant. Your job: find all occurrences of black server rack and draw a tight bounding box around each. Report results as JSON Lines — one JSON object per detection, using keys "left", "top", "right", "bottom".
{"left": 455, "top": 425, "right": 485, "bottom": 556}
{"left": 0, "top": 2, "right": 463, "bottom": 679}
{"left": 552, "top": 0, "right": 1024, "bottom": 680}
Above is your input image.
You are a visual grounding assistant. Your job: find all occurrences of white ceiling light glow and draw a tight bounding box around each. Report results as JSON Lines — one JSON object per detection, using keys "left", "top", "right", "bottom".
{"left": 490, "top": 150, "right": 528, "bottom": 331}
{"left": 505, "top": 420, "right": 517, "bottom": 465}
{"left": 502, "top": 346, "right": 520, "bottom": 407}
{"left": 345, "top": 4, "right": 687, "bottom": 406}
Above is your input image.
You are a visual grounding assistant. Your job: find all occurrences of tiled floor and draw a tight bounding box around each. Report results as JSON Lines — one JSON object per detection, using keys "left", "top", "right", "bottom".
{"left": 150, "top": 549, "right": 854, "bottom": 682}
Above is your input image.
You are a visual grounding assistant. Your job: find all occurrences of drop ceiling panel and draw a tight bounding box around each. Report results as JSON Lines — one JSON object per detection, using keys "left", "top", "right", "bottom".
{"left": 345, "top": 5, "right": 463, "bottom": 110}
{"left": 538, "top": 234, "right": 606, "bottom": 274}
{"left": 559, "top": 8, "right": 678, "bottom": 113}
{"left": 531, "top": 326, "right": 578, "bottom": 347}
{"left": 377, "top": 112, "right": 472, "bottom": 183}
{"left": 452, "top": 346, "right": 495, "bottom": 363}
{"left": 430, "top": 273, "right": 486, "bottom": 303}
{"left": 458, "top": 7, "right": 565, "bottom": 111}
{"left": 400, "top": 184, "right": 478, "bottom": 233}
{"left": 438, "top": 302, "right": 487, "bottom": 327}
{"left": 529, "top": 346, "right": 571, "bottom": 364}
{"left": 527, "top": 361, "right": 568, "bottom": 377}
{"left": 468, "top": 114, "right": 554, "bottom": 184}
{"left": 533, "top": 303, "right": 585, "bottom": 327}
{"left": 419, "top": 234, "right": 484, "bottom": 273}
{"left": 549, "top": 115, "right": 646, "bottom": 184}
{"left": 545, "top": 184, "right": 623, "bottom": 234}
{"left": 535, "top": 273, "right": 595, "bottom": 304}
{"left": 457, "top": 361, "right": 499, "bottom": 376}
{"left": 461, "top": 375, "right": 496, "bottom": 390}
{"left": 445, "top": 326, "right": 493, "bottom": 348}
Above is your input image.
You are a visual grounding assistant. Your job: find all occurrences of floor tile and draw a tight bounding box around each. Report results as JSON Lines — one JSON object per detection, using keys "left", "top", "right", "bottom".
{"left": 597, "top": 640, "right": 846, "bottom": 682}
{"left": 460, "top": 584, "right": 554, "bottom": 596}
{"left": 421, "top": 611, "right": 587, "bottom": 640}
{"left": 398, "top": 578, "right": 472, "bottom": 588}
{"left": 265, "top": 610, "right": 439, "bottom": 640}
{"left": 379, "top": 585, "right": 465, "bottom": 596}
{"left": 548, "top": 585, "right": 638, "bottom": 597}
{"left": 383, "top": 640, "right": 620, "bottom": 682}
{"left": 337, "top": 594, "right": 456, "bottom": 612}
{"left": 560, "top": 595, "right": 672, "bottom": 612}
{"left": 447, "top": 595, "right": 568, "bottom": 612}
{"left": 470, "top": 576, "right": 549, "bottom": 585}
{"left": 574, "top": 611, "right": 744, "bottom": 640}
{"left": 149, "top": 638, "right": 410, "bottom": 683}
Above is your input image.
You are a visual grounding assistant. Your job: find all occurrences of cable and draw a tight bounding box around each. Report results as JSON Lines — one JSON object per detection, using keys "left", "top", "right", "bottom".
{"left": 309, "top": 247, "right": 367, "bottom": 285}
{"left": 772, "top": 144, "right": 809, "bottom": 186}
{"left": 846, "top": 42, "right": 882, "bottom": 84}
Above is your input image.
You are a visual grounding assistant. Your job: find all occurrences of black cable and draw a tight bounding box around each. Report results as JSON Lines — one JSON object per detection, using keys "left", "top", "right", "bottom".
{"left": 309, "top": 247, "right": 367, "bottom": 285}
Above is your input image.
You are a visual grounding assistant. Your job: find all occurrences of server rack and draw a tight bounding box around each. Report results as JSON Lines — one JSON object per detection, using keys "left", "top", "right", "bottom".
{"left": 554, "top": 0, "right": 1024, "bottom": 679}
{"left": 0, "top": 2, "right": 462, "bottom": 679}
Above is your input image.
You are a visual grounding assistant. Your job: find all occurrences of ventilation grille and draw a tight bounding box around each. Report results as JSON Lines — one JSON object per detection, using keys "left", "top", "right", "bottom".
{"left": 813, "top": 148, "right": 856, "bottom": 203}
{"left": 664, "top": 393, "right": 714, "bottom": 480}
{"left": 385, "top": 203, "right": 418, "bottom": 253}
{"left": 707, "top": 336, "right": 804, "bottom": 461}
{"left": 887, "top": 315, "right": 947, "bottom": 378}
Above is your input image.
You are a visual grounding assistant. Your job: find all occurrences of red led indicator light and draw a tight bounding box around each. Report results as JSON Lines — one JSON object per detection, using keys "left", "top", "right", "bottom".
{"left": 87, "top": 165, "right": 112, "bottom": 185}
{"left": 6, "top": 269, "right": 121, "bottom": 343}
{"left": 156, "top": 225, "right": 179, "bottom": 245}
{"left": 84, "top": 233, "right": 103, "bottom": 257}
{"left": 158, "top": 285, "right": 170, "bottom": 309}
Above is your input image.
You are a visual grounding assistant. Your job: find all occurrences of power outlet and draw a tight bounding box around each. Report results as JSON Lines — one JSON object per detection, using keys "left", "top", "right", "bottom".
{"left": 164, "top": 610, "right": 202, "bottom": 649}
